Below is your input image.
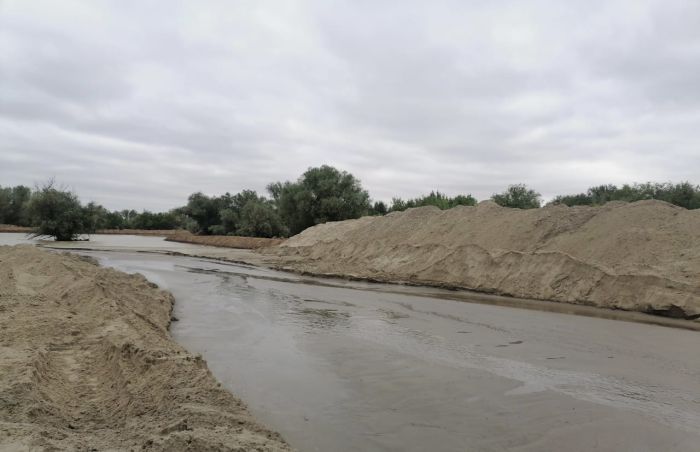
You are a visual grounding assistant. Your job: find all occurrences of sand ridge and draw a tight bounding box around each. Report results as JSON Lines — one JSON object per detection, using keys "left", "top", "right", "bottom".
{"left": 0, "top": 245, "right": 290, "bottom": 451}
{"left": 265, "top": 200, "right": 700, "bottom": 321}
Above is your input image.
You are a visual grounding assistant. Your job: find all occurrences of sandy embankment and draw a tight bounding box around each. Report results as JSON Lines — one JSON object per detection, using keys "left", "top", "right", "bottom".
{"left": 263, "top": 200, "right": 700, "bottom": 322}
{"left": 0, "top": 225, "right": 32, "bottom": 233}
{"left": 0, "top": 245, "right": 290, "bottom": 451}
{"left": 165, "top": 232, "right": 284, "bottom": 250}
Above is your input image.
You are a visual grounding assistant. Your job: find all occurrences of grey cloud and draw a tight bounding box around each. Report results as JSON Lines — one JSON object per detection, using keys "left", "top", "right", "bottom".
{"left": 1, "top": 0, "right": 699, "bottom": 210}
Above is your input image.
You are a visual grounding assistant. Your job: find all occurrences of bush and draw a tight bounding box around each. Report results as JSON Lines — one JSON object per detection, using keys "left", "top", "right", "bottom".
{"left": 389, "top": 191, "right": 477, "bottom": 212}
{"left": 237, "top": 200, "right": 288, "bottom": 238}
{"left": 550, "top": 182, "right": 700, "bottom": 209}
{"left": 28, "top": 181, "right": 89, "bottom": 241}
{"left": 268, "top": 165, "right": 371, "bottom": 235}
{"left": 491, "top": 184, "right": 541, "bottom": 209}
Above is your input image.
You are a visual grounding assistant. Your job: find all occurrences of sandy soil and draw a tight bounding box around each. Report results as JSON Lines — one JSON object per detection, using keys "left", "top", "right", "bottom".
{"left": 0, "top": 245, "right": 290, "bottom": 451}
{"left": 96, "top": 229, "right": 179, "bottom": 236}
{"left": 0, "top": 225, "right": 32, "bottom": 233}
{"left": 263, "top": 200, "right": 700, "bottom": 322}
{"left": 165, "top": 232, "right": 284, "bottom": 249}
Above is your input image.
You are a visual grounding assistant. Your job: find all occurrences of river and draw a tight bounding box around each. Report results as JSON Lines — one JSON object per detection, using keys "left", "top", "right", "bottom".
{"left": 2, "top": 234, "right": 699, "bottom": 451}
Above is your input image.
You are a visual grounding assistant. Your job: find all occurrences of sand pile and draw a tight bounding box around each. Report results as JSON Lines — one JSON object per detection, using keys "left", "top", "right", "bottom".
{"left": 265, "top": 200, "right": 700, "bottom": 321}
{"left": 0, "top": 245, "right": 290, "bottom": 451}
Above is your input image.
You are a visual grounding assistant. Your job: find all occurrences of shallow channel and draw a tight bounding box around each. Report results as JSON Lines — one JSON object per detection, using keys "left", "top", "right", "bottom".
{"left": 94, "top": 251, "right": 700, "bottom": 452}
{"left": 3, "top": 234, "right": 699, "bottom": 451}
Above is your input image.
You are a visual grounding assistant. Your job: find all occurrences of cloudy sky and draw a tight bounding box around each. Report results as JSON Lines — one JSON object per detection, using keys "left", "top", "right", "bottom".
{"left": 1, "top": 0, "right": 699, "bottom": 211}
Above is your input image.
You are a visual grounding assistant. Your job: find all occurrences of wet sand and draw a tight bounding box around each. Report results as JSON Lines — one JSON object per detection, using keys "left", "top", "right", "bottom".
{"left": 4, "top": 233, "right": 696, "bottom": 330}
{"left": 0, "top": 246, "right": 290, "bottom": 451}
{"left": 89, "top": 250, "right": 700, "bottom": 452}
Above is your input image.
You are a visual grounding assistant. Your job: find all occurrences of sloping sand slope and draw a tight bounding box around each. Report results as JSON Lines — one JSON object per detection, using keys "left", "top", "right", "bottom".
{"left": 0, "top": 245, "right": 290, "bottom": 451}
{"left": 266, "top": 200, "right": 700, "bottom": 321}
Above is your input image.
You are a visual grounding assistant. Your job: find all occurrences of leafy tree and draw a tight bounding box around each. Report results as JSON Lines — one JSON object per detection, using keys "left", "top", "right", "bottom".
{"left": 184, "top": 192, "right": 222, "bottom": 234}
{"left": 28, "top": 181, "right": 88, "bottom": 241}
{"left": 491, "top": 184, "right": 541, "bottom": 209}
{"left": 82, "top": 202, "right": 111, "bottom": 231}
{"left": 370, "top": 201, "right": 388, "bottom": 216}
{"left": 269, "top": 165, "right": 371, "bottom": 235}
{"left": 130, "top": 211, "right": 179, "bottom": 229}
{"left": 237, "top": 199, "right": 287, "bottom": 237}
{"left": 389, "top": 191, "right": 477, "bottom": 212}
{"left": 0, "top": 185, "right": 32, "bottom": 226}
{"left": 219, "top": 208, "right": 239, "bottom": 234}
{"left": 550, "top": 181, "right": 700, "bottom": 209}
{"left": 102, "top": 210, "right": 126, "bottom": 229}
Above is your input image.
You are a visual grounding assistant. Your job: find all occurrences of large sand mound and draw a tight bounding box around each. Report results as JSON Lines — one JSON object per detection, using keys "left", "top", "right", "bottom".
{"left": 0, "top": 245, "right": 290, "bottom": 451}
{"left": 266, "top": 200, "right": 700, "bottom": 321}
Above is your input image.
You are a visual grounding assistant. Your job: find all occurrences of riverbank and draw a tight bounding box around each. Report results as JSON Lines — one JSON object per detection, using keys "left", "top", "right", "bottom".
{"left": 0, "top": 245, "right": 290, "bottom": 451}
{"left": 22, "top": 232, "right": 699, "bottom": 331}
{"left": 0, "top": 226, "right": 284, "bottom": 249}
{"left": 262, "top": 200, "right": 700, "bottom": 323}
{"left": 165, "top": 232, "right": 284, "bottom": 249}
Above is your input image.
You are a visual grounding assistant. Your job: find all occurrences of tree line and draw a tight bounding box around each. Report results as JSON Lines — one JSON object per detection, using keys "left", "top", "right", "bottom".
{"left": 3, "top": 166, "right": 700, "bottom": 241}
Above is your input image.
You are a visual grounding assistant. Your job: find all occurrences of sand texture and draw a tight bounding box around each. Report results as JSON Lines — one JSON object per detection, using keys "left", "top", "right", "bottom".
{"left": 166, "top": 232, "right": 284, "bottom": 249}
{"left": 266, "top": 200, "right": 700, "bottom": 321}
{"left": 0, "top": 245, "right": 290, "bottom": 451}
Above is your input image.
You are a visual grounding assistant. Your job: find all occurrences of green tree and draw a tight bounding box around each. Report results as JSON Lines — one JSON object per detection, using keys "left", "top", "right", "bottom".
{"left": 492, "top": 184, "right": 541, "bottom": 209}
{"left": 237, "top": 199, "right": 288, "bottom": 238}
{"left": 370, "top": 201, "right": 388, "bottom": 216}
{"left": 549, "top": 181, "right": 700, "bottom": 209}
{"left": 389, "top": 191, "right": 477, "bottom": 212}
{"left": 0, "top": 185, "right": 32, "bottom": 226}
{"left": 130, "top": 211, "right": 179, "bottom": 229}
{"left": 28, "top": 181, "right": 88, "bottom": 241}
{"left": 269, "top": 165, "right": 371, "bottom": 235}
{"left": 184, "top": 192, "right": 221, "bottom": 234}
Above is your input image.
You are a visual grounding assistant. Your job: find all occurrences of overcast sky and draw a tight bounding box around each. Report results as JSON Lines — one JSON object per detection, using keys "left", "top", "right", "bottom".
{"left": 1, "top": 0, "right": 699, "bottom": 211}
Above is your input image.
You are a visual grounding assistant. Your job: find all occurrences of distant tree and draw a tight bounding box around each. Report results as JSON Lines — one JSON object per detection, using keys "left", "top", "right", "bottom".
{"left": 0, "top": 188, "right": 10, "bottom": 224}
{"left": 390, "top": 197, "right": 407, "bottom": 212}
{"left": 130, "top": 211, "right": 179, "bottom": 229}
{"left": 0, "top": 185, "right": 32, "bottom": 226}
{"left": 102, "top": 210, "right": 126, "bottom": 229}
{"left": 389, "top": 191, "right": 477, "bottom": 212}
{"left": 549, "top": 181, "right": 700, "bottom": 209}
{"left": 219, "top": 208, "right": 239, "bottom": 234}
{"left": 491, "top": 184, "right": 541, "bottom": 209}
{"left": 28, "top": 181, "right": 88, "bottom": 241}
{"left": 370, "top": 201, "right": 388, "bottom": 216}
{"left": 237, "top": 199, "right": 288, "bottom": 238}
{"left": 82, "top": 202, "right": 110, "bottom": 232}
{"left": 184, "top": 192, "right": 221, "bottom": 234}
{"left": 120, "top": 209, "right": 139, "bottom": 227}
{"left": 269, "top": 165, "right": 371, "bottom": 235}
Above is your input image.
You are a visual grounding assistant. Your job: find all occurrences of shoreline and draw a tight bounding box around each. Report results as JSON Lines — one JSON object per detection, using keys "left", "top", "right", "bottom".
{"left": 36, "top": 240, "right": 700, "bottom": 332}
{"left": 0, "top": 245, "right": 291, "bottom": 451}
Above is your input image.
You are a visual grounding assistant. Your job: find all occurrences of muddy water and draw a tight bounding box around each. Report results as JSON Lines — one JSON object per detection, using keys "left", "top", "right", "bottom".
{"left": 64, "top": 249, "right": 700, "bottom": 452}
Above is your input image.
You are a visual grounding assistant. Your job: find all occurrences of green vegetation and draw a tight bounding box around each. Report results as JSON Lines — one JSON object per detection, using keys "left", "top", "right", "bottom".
{"left": 0, "top": 185, "right": 32, "bottom": 226}
{"left": 549, "top": 182, "right": 700, "bottom": 209}
{"left": 4, "top": 172, "right": 700, "bottom": 241}
{"left": 27, "top": 181, "right": 89, "bottom": 241}
{"left": 491, "top": 184, "right": 542, "bottom": 209}
{"left": 268, "top": 165, "right": 371, "bottom": 235}
{"left": 389, "top": 191, "right": 477, "bottom": 212}
{"left": 184, "top": 189, "right": 286, "bottom": 238}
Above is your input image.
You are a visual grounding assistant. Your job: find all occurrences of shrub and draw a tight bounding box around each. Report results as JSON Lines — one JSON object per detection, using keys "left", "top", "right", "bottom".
{"left": 28, "top": 181, "right": 88, "bottom": 241}
{"left": 491, "top": 184, "right": 541, "bottom": 209}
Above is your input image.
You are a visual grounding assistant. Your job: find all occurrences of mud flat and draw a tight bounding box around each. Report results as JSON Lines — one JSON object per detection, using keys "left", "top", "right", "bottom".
{"left": 264, "top": 200, "right": 700, "bottom": 322}
{"left": 0, "top": 245, "right": 289, "bottom": 451}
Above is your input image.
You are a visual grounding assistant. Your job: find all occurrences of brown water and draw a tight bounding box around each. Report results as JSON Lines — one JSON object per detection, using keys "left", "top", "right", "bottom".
{"left": 72, "top": 249, "right": 700, "bottom": 452}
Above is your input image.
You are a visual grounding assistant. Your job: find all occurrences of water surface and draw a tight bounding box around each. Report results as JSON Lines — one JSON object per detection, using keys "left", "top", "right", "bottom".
{"left": 81, "top": 250, "right": 700, "bottom": 452}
